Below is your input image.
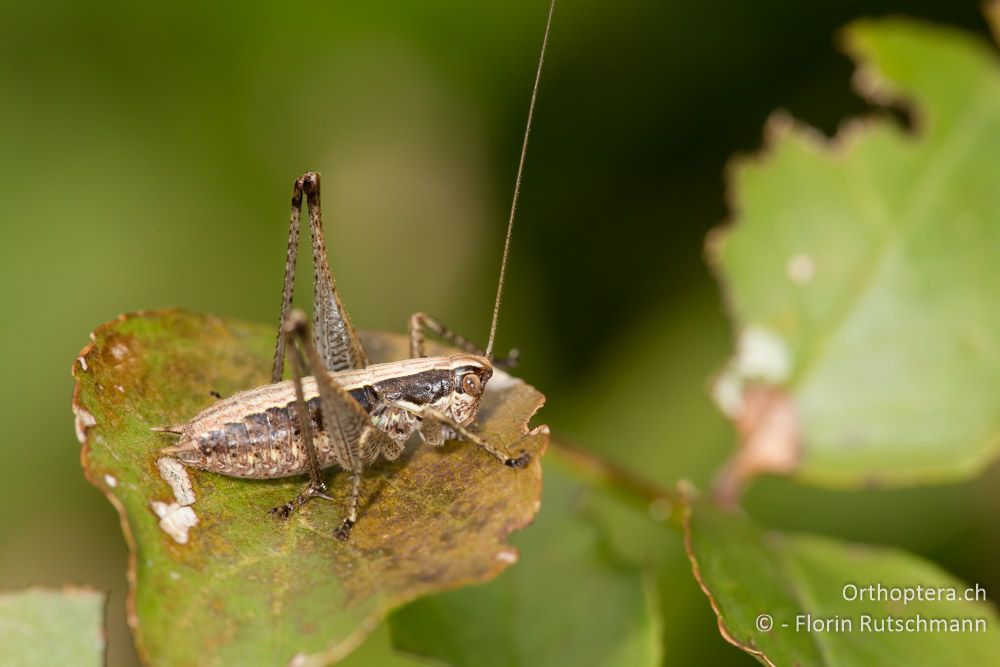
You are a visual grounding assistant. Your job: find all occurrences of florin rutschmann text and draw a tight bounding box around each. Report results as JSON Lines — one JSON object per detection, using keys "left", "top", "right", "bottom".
{"left": 753, "top": 583, "right": 990, "bottom": 635}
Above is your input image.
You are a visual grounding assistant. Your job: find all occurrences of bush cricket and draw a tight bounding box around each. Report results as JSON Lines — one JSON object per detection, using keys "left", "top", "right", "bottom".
{"left": 156, "top": 1, "right": 555, "bottom": 541}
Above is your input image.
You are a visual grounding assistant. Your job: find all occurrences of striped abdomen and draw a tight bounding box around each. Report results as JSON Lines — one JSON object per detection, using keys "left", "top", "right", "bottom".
{"left": 173, "top": 397, "right": 345, "bottom": 478}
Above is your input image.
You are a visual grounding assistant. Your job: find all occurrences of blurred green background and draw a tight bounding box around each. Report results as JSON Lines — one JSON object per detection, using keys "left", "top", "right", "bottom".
{"left": 1, "top": 1, "right": 996, "bottom": 665}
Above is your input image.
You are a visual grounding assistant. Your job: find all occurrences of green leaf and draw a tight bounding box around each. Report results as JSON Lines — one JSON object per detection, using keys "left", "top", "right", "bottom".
{"left": 0, "top": 587, "right": 106, "bottom": 667}
{"left": 573, "top": 467, "right": 744, "bottom": 665}
{"left": 389, "top": 458, "right": 662, "bottom": 667}
{"left": 683, "top": 492, "right": 1000, "bottom": 666}
{"left": 709, "top": 13, "right": 1000, "bottom": 490}
{"left": 337, "top": 622, "right": 446, "bottom": 667}
{"left": 71, "top": 309, "right": 547, "bottom": 666}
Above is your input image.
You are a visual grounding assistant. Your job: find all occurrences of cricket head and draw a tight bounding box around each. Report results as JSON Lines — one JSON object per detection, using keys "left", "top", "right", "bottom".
{"left": 448, "top": 354, "right": 493, "bottom": 425}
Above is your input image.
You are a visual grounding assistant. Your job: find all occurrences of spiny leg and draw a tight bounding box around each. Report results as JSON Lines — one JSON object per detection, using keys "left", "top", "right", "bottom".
{"left": 333, "top": 466, "right": 361, "bottom": 541}
{"left": 302, "top": 173, "right": 369, "bottom": 373}
{"left": 420, "top": 406, "right": 531, "bottom": 469}
{"left": 272, "top": 172, "right": 368, "bottom": 384}
{"left": 408, "top": 311, "right": 519, "bottom": 368}
{"left": 332, "top": 429, "right": 385, "bottom": 541}
{"left": 269, "top": 321, "right": 333, "bottom": 519}
{"left": 287, "top": 310, "right": 377, "bottom": 540}
{"left": 271, "top": 177, "right": 303, "bottom": 383}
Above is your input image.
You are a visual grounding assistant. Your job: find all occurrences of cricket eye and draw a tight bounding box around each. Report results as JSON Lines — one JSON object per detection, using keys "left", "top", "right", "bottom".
{"left": 461, "top": 373, "right": 482, "bottom": 397}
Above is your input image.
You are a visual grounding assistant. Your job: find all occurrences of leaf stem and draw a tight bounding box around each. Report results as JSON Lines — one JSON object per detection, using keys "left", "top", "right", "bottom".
{"left": 550, "top": 436, "right": 685, "bottom": 529}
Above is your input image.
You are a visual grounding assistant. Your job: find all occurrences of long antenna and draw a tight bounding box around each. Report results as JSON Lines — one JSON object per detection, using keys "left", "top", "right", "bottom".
{"left": 485, "top": 0, "right": 555, "bottom": 358}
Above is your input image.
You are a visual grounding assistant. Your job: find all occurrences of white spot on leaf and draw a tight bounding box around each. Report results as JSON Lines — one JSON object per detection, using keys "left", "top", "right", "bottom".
{"left": 110, "top": 342, "right": 130, "bottom": 361}
{"left": 736, "top": 325, "right": 791, "bottom": 382}
{"left": 786, "top": 253, "right": 816, "bottom": 283}
{"left": 157, "top": 457, "right": 196, "bottom": 506}
{"left": 495, "top": 548, "right": 518, "bottom": 564}
{"left": 77, "top": 356, "right": 88, "bottom": 372}
{"left": 713, "top": 325, "right": 791, "bottom": 417}
{"left": 104, "top": 474, "right": 118, "bottom": 489}
{"left": 712, "top": 373, "right": 744, "bottom": 418}
{"left": 73, "top": 406, "right": 96, "bottom": 444}
{"left": 150, "top": 501, "right": 198, "bottom": 544}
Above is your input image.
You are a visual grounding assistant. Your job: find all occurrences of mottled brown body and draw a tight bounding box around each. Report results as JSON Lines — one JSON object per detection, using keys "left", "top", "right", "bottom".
{"left": 165, "top": 355, "right": 492, "bottom": 478}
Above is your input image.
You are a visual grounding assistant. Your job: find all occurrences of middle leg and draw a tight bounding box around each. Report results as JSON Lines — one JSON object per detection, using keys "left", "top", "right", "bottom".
{"left": 408, "top": 312, "right": 519, "bottom": 368}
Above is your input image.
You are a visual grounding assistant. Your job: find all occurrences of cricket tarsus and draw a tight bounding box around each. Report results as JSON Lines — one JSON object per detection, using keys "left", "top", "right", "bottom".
{"left": 505, "top": 452, "right": 531, "bottom": 469}
{"left": 334, "top": 518, "right": 354, "bottom": 542}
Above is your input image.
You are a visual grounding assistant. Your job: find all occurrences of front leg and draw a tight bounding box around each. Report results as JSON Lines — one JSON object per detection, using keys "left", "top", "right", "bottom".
{"left": 418, "top": 417, "right": 446, "bottom": 447}
{"left": 420, "top": 407, "right": 531, "bottom": 469}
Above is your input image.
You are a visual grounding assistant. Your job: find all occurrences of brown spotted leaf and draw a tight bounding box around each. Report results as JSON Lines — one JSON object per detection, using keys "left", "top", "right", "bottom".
{"left": 71, "top": 309, "right": 547, "bottom": 666}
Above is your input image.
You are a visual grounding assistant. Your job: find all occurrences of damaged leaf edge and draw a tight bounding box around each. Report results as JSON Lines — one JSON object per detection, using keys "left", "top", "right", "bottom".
{"left": 702, "top": 15, "right": 1000, "bottom": 497}
{"left": 72, "top": 312, "right": 148, "bottom": 661}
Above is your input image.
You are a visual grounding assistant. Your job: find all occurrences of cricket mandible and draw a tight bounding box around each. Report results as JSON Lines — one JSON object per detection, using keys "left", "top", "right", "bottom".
{"left": 155, "top": 1, "right": 555, "bottom": 541}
